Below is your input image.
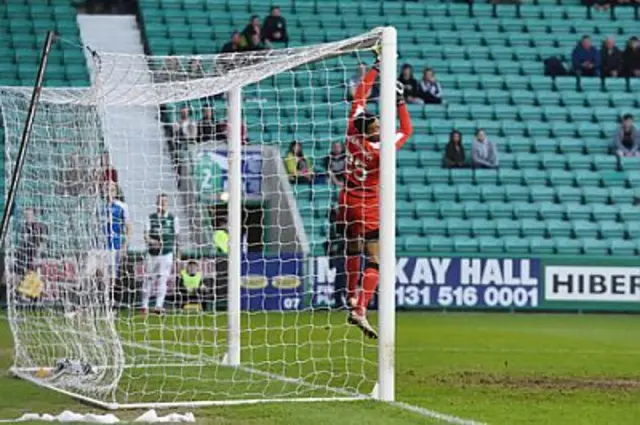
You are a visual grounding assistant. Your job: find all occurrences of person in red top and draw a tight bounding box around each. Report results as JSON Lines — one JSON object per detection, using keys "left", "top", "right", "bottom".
{"left": 338, "top": 47, "right": 413, "bottom": 339}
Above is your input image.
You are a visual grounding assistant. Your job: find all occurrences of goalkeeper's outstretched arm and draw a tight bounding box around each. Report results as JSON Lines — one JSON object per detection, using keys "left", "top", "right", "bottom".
{"left": 394, "top": 83, "right": 413, "bottom": 150}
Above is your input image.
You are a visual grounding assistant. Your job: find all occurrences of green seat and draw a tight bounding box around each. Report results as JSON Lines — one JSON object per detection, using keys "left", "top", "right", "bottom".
{"left": 464, "top": 201, "right": 490, "bottom": 220}
{"left": 477, "top": 237, "right": 504, "bottom": 254}
{"left": 599, "top": 221, "right": 625, "bottom": 240}
{"left": 518, "top": 105, "right": 542, "bottom": 122}
{"left": 397, "top": 201, "right": 415, "bottom": 219}
{"left": 567, "top": 106, "right": 593, "bottom": 123}
{"left": 480, "top": 75, "right": 505, "bottom": 90}
{"left": 439, "top": 201, "right": 465, "bottom": 219}
{"left": 514, "top": 153, "right": 540, "bottom": 170}
{"left": 582, "top": 187, "right": 609, "bottom": 204}
{"left": 558, "top": 137, "right": 585, "bottom": 154}
{"left": 547, "top": 170, "right": 575, "bottom": 187}
{"left": 481, "top": 186, "right": 505, "bottom": 203}
{"left": 625, "top": 221, "right": 640, "bottom": 239}
{"left": 592, "top": 156, "right": 618, "bottom": 172}
{"left": 520, "top": 219, "right": 546, "bottom": 238}
{"left": 457, "top": 184, "right": 482, "bottom": 202}
{"left": 572, "top": 220, "right": 599, "bottom": 239}
{"left": 489, "top": 202, "right": 514, "bottom": 220}
{"left": 496, "top": 219, "right": 521, "bottom": 237}
{"left": 421, "top": 219, "right": 447, "bottom": 237}
{"left": 504, "top": 185, "right": 530, "bottom": 202}
{"left": 456, "top": 75, "right": 481, "bottom": 90}
{"left": 551, "top": 122, "right": 576, "bottom": 138}
{"left": 451, "top": 168, "right": 473, "bottom": 185}
{"left": 426, "top": 236, "right": 454, "bottom": 254}
{"left": 566, "top": 203, "right": 592, "bottom": 221}
{"left": 566, "top": 154, "right": 593, "bottom": 171}
{"left": 609, "top": 240, "right": 636, "bottom": 256}
{"left": 447, "top": 218, "right": 472, "bottom": 237}
{"left": 530, "top": 186, "right": 556, "bottom": 203}
{"left": 405, "top": 236, "right": 428, "bottom": 252}
{"left": 582, "top": 239, "right": 610, "bottom": 256}
{"left": 513, "top": 201, "right": 540, "bottom": 220}
{"left": 610, "top": 93, "right": 637, "bottom": 108}
{"left": 471, "top": 218, "right": 496, "bottom": 237}
{"left": 536, "top": 91, "right": 561, "bottom": 107}
{"left": 501, "top": 121, "right": 526, "bottom": 137}
{"left": 400, "top": 168, "right": 425, "bottom": 185}
{"left": 454, "top": 238, "right": 479, "bottom": 253}
{"left": 547, "top": 219, "right": 572, "bottom": 238}
{"left": 409, "top": 185, "right": 433, "bottom": 202}
{"left": 494, "top": 105, "right": 518, "bottom": 121}
{"left": 539, "top": 202, "right": 565, "bottom": 220}
{"left": 474, "top": 169, "right": 498, "bottom": 185}
{"left": 540, "top": 153, "right": 566, "bottom": 170}
{"left": 425, "top": 169, "right": 450, "bottom": 185}
{"left": 609, "top": 187, "right": 635, "bottom": 204}
{"left": 399, "top": 219, "right": 423, "bottom": 236}
{"left": 506, "top": 137, "right": 531, "bottom": 153}
{"left": 576, "top": 122, "right": 602, "bottom": 139}
{"left": 415, "top": 202, "right": 440, "bottom": 219}
{"left": 469, "top": 104, "right": 494, "bottom": 120}
{"left": 522, "top": 169, "right": 547, "bottom": 186}
{"left": 504, "top": 237, "right": 530, "bottom": 255}
{"left": 556, "top": 186, "right": 583, "bottom": 204}
{"left": 554, "top": 238, "right": 582, "bottom": 255}
{"left": 447, "top": 104, "right": 470, "bottom": 120}
{"left": 575, "top": 170, "right": 601, "bottom": 187}
{"left": 591, "top": 204, "right": 619, "bottom": 222}
{"left": 529, "top": 237, "right": 555, "bottom": 255}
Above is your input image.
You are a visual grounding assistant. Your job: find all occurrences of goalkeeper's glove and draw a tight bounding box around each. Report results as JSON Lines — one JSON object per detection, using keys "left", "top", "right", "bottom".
{"left": 396, "top": 81, "right": 405, "bottom": 105}
{"left": 372, "top": 43, "right": 382, "bottom": 69}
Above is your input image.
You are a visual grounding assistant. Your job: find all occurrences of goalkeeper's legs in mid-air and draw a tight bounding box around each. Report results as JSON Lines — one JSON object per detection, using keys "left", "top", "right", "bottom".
{"left": 344, "top": 234, "right": 380, "bottom": 340}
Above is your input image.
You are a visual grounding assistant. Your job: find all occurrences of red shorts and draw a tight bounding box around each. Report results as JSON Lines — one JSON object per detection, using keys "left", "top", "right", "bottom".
{"left": 338, "top": 191, "right": 380, "bottom": 239}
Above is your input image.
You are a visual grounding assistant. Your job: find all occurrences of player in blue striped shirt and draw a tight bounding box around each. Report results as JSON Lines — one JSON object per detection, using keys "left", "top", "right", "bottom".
{"left": 85, "top": 182, "right": 132, "bottom": 285}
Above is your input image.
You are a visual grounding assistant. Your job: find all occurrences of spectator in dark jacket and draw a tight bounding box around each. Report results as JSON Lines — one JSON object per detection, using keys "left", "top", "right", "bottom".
{"left": 613, "top": 114, "right": 640, "bottom": 157}
{"left": 262, "top": 6, "right": 288, "bottom": 46}
{"left": 418, "top": 68, "right": 443, "bottom": 104}
{"left": 601, "top": 37, "right": 623, "bottom": 77}
{"left": 397, "top": 64, "right": 422, "bottom": 104}
{"left": 240, "top": 16, "right": 264, "bottom": 50}
{"left": 198, "top": 107, "right": 225, "bottom": 143}
{"left": 221, "top": 31, "right": 242, "bottom": 54}
{"left": 443, "top": 130, "right": 466, "bottom": 168}
{"left": 622, "top": 36, "right": 640, "bottom": 78}
{"left": 572, "top": 35, "right": 601, "bottom": 77}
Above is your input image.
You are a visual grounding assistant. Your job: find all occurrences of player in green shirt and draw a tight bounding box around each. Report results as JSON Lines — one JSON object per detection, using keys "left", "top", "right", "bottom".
{"left": 141, "top": 193, "right": 179, "bottom": 317}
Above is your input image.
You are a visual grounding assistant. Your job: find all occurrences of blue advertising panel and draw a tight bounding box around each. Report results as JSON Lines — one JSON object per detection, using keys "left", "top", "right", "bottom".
{"left": 241, "top": 253, "right": 305, "bottom": 311}
{"left": 313, "top": 256, "right": 541, "bottom": 310}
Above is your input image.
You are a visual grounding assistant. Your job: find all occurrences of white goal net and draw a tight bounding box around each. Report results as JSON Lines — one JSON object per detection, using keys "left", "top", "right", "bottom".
{"left": 0, "top": 27, "right": 397, "bottom": 408}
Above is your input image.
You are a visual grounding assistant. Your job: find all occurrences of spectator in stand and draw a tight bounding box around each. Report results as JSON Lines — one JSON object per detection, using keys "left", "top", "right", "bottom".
{"left": 198, "top": 107, "right": 224, "bottom": 143}
{"left": 284, "top": 140, "right": 313, "bottom": 184}
{"left": 221, "top": 31, "right": 242, "bottom": 54}
{"left": 15, "top": 208, "right": 47, "bottom": 278}
{"left": 622, "top": 36, "right": 640, "bottom": 78}
{"left": 262, "top": 6, "right": 289, "bottom": 46}
{"left": 188, "top": 58, "right": 203, "bottom": 79}
{"left": 170, "top": 107, "right": 198, "bottom": 168}
{"left": 572, "top": 35, "right": 601, "bottom": 77}
{"left": 418, "top": 68, "right": 443, "bottom": 104}
{"left": 101, "top": 151, "right": 118, "bottom": 185}
{"left": 324, "top": 141, "right": 346, "bottom": 194}
{"left": 471, "top": 128, "right": 499, "bottom": 169}
{"left": 240, "top": 16, "right": 262, "bottom": 50}
{"left": 443, "top": 130, "right": 466, "bottom": 168}
{"left": 601, "top": 37, "right": 623, "bottom": 77}
{"left": 246, "top": 33, "right": 268, "bottom": 52}
{"left": 613, "top": 114, "right": 640, "bottom": 157}
{"left": 397, "top": 64, "right": 422, "bottom": 104}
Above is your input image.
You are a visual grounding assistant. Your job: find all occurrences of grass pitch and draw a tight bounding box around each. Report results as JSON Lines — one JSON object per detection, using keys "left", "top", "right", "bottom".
{"left": 0, "top": 312, "right": 638, "bottom": 424}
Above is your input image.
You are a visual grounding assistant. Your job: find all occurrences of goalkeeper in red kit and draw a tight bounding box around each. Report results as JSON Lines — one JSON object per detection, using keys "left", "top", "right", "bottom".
{"left": 338, "top": 47, "right": 413, "bottom": 339}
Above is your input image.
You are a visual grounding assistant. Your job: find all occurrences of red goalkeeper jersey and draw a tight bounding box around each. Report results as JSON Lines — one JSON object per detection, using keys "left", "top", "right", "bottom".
{"left": 344, "top": 67, "right": 413, "bottom": 199}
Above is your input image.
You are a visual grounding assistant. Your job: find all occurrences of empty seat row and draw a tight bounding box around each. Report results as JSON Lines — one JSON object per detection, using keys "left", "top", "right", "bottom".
{"left": 401, "top": 235, "right": 638, "bottom": 256}
{"left": 397, "top": 200, "right": 640, "bottom": 222}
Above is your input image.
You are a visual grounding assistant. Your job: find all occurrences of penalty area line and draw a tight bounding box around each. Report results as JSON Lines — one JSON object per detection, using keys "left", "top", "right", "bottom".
{"left": 390, "top": 401, "right": 487, "bottom": 425}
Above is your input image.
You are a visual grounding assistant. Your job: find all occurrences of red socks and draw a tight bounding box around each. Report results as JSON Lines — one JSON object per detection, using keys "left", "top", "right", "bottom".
{"left": 357, "top": 265, "right": 379, "bottom": 314}
{"left": 345, "top": 256, "right": 360, "bottom": 300}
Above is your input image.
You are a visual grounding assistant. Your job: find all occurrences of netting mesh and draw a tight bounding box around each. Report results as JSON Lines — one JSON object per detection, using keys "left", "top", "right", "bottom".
{"left": 1, "top": 28, "right": 385, "bottom": 407}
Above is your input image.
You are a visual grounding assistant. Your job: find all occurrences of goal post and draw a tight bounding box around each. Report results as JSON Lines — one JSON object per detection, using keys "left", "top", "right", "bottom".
{"left": 1, "top": 27, "right": 398, "bottom": 408}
